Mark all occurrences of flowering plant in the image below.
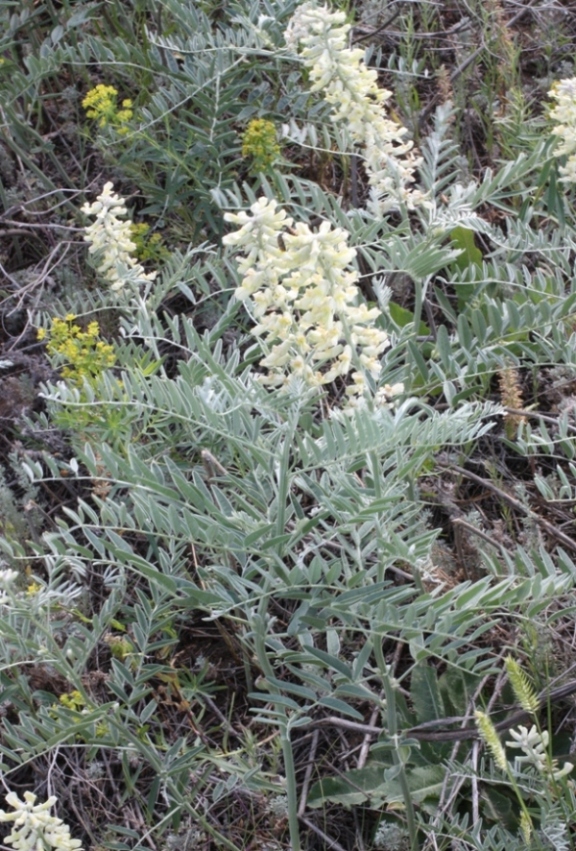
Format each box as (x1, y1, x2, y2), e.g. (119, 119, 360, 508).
(549, 77, 576, 184)
(0, 792, 82, 851)
(37, 315, 116, 386)
(223, 196, 398, 408)
(82, 84, 133, 133)
(82, 182, 157, 292)
(506, 724, 573, 780)
(241, 118, 281, 171)
(285, 2, 424, 214)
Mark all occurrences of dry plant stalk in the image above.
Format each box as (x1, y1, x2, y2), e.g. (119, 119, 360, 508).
(498, 366, 526, 438)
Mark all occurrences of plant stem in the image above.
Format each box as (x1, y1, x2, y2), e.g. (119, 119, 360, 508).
(374, 638, 419, 851)
(252, 624, 301, 851)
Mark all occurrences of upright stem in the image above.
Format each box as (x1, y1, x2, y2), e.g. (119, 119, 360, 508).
(368, 449, 383, 501)
(275, 416, 295, 544)
(252, 418, 301, 849)
(412, 274, 431, 339)
(253, 626, 301, 851)
(373, 639, 418, 851)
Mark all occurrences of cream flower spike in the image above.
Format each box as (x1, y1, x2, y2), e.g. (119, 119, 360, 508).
(506, 724, 574, 780)
(0, 791, 83, 851)
(82, 182, 157, 292)
(549, 77, 576, 185)
(224, 197, 393, 408)
(285, 3, 425, 214)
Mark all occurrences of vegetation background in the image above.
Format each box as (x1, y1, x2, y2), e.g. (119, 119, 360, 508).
(1, 0, 576, 849)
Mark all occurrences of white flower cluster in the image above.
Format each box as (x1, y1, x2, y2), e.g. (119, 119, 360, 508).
(0, 792, 82, 851)
(285, 2, 424, 215)
(373, 820, 410, 851)
(82, 182, 157, 292)
(506, 725, 573, 781)
(549, 77, 576, 185)
(0, 568, 19, 605)
(223, 197, 397, 407)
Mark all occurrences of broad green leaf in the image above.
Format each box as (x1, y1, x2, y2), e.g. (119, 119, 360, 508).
(451, 226, 483, 270)
(389, 302, 430, 335)
(410, 663, 445, 724)
(307, 765, 387, 808)
(481, 785, 517, 831)
(382, 764, 446, 810)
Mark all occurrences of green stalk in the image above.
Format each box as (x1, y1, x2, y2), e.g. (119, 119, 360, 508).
(280, 724, 301, 851)
(253, 625, 301, 851)
(253, 404, 301, 850)
(368, 450, 383, 501)
(275, 415, 295, 544)
(374, 639, 418, 851)
(411, 274, 430, 340)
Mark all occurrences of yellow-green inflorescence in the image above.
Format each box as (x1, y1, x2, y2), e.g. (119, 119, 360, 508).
(241, 118, 281, 171)
(82, 84, 133, 132)
(37, 315, 116, 386)
(504, 655, 539, 715)
(130, 222, 170, 264)
(475, 710, 508, 771)
(58, 690, 86, 712)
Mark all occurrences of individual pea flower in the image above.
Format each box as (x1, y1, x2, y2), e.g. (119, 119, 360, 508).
(549, 77, 576, 185)
(371, 382, 404, 409)
(82, 182, 157, 292)
(0, 791, 83, 850)
(285, 3, 424, 214)
(82, 84, 133, 132)
(506, 724, 574, 780)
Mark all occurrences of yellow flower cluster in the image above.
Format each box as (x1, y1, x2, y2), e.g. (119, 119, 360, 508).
(130, 222, 169, 263)
(241, 118, 281, 171)
(58, 690, 86, 711)
(38, 314, 116, 386)
(82, 84, 133, 131)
